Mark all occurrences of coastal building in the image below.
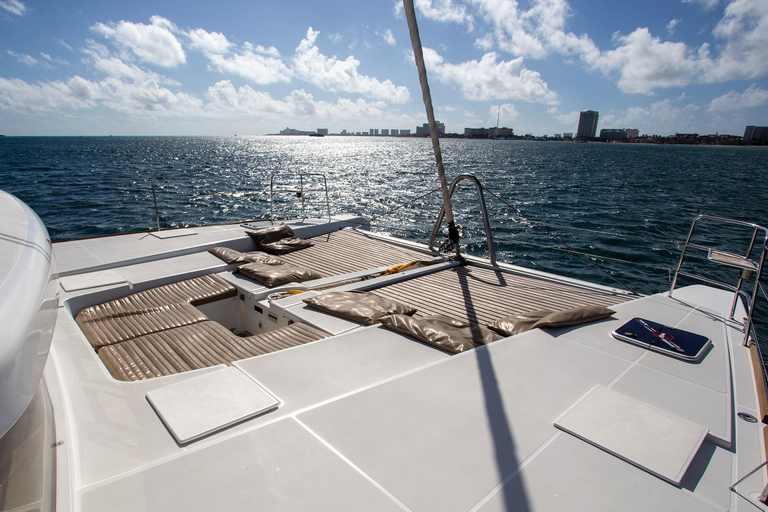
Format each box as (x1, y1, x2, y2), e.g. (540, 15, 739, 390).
(600, 129, 628, 140)
(464, 127, 490, 138)
(400, 129, 411, 136)
(625, 129, 639, 139)
(490, 127, 514, 139)
(391, 129, 399, 136)
(278, 127, 316, 136)
(576, 110, 599, 139)
(416, 121, 445, 136)
(744, 126, 768, 142)
(317, 128, 329, 136)
(563, 132, 573, 139)
(381, 129, 390, 136)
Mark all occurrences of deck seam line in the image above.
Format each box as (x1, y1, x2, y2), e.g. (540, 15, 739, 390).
(292, 417, 413, 511)
(467, 430, 563, 512)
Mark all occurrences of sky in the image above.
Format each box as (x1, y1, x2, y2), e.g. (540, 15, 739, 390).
(0, 0, 767, 137)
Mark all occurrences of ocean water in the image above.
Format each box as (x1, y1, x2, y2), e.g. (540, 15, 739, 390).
(2, 135, 767, 347)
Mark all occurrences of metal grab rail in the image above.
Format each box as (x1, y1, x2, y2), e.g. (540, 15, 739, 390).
(270, 173, 331, 222)
(428, 174, 496, 264)
(669, 214, 767, 346)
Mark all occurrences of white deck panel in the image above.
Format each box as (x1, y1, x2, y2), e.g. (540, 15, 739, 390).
(638, 308, 729, 394)
(611, 364, 730, 442)
(554, 386, 708, 485)
(476, 433, 723, 512)
(298, 330, 629, 512)
(79, 419, 403, 512)
(557, 294, 696, 361)
(146, 367, 279, 444)
(234, 325, 449, 416)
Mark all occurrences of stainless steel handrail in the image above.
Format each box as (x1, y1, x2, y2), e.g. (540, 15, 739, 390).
(270, 173, 331, 222)
(428, 174, 496, 264)
(669, 214, 767, 346)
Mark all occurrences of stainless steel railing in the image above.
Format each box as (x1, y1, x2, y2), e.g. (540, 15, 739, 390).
(428, 174, 496, 264)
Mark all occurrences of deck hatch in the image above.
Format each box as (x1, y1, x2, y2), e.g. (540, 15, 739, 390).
(146, 367, 279, 444)
(554, 385, 708, 485)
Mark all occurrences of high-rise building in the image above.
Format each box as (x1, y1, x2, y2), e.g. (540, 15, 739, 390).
(416, 121, 445, 135)
(381, 129, 390, 136)
(744, 126, 768, 142)
(576, 110, 599, 139)
(316, 128, 328, 135)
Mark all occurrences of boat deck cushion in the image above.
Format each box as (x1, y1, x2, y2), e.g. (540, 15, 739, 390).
(78, 302, 209, 349)
(488, 306, 616, 337)
(98, 320, 329, 381)
(246, 224, 313, 254)
(75, 274, 237, 348)
(302, 291, 417, 325)
(379, 314, 502, 354)
(236, 261, 322, 288)
(208, 247, 286, 265)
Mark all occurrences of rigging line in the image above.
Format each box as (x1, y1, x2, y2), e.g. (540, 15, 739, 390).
(482, 187, 639, 294)
(497, 236, 673, 271)
(528, 221, 684, 246)
(344, 187, 442, 231)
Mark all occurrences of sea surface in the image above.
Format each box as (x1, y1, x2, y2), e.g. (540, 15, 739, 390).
(2, 135, 767, 350)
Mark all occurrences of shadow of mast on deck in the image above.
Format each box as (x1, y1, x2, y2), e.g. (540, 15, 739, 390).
(458, 267, 531, 511)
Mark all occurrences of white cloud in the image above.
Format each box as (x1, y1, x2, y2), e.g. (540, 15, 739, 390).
(7, 50, 42, 67)
(667, 18, 681, 34)
(594, 28, 704, 94)
(186, 28, 232, 55)
(492, 102, 518, 124)
(204, 80, 387, 120)
(292, 27, 410, 103)
(0, 77, 99, 112)
(703, 0, 768, 82)
(422, 47, 558, 103)
(411, 0, 474, 30)
(708, 83, 768, 111)
(329, 33, 342, 44)
(207, 50, 292, 85)
(58, 39, 74, 52)
(602, 99, 700, 135)
(682, 0, 720, 10)
(91, 16, 186, 67)
(0, 0, 27, 16)
(377, 28, 396, 46)
(547, 106, 579, 126)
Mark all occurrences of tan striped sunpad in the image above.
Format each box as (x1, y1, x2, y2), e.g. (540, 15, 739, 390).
(275, 228, 435, 277)
(75, 274, 237, 348)
(371, 264, 632, 327)
(98, 321, 328, 381)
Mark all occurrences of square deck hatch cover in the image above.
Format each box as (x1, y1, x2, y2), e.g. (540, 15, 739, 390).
(554, 385, 708, 485)
(146, 367, 279, 444)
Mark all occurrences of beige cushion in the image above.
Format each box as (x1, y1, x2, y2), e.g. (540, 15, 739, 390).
(209, 247, 286, 265)
(488, 306, 616, 337)
(379, 314, 502, 354)
(532, 306, 615, 329)
(487, 310, 553, 337)
(303, 291, 416, 325)
(98, 321, 329, 381)
(236, 260, 322, 288)
(246, 224, 313, 254)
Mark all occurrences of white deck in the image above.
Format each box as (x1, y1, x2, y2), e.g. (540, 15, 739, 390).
(44, 221, 768, 512)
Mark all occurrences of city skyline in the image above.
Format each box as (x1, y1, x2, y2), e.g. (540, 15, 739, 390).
(1, 0, 767, 136)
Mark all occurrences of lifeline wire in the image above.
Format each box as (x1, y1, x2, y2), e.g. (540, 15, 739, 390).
(483, 186, 639, 294)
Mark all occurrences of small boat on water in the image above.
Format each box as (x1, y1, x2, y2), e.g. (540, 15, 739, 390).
(3, 3, 768, 511)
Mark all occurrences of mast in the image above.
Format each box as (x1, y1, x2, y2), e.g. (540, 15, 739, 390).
(402, 0, 461, 257)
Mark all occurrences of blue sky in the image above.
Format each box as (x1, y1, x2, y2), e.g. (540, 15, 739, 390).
(1, 0, 766, 136)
